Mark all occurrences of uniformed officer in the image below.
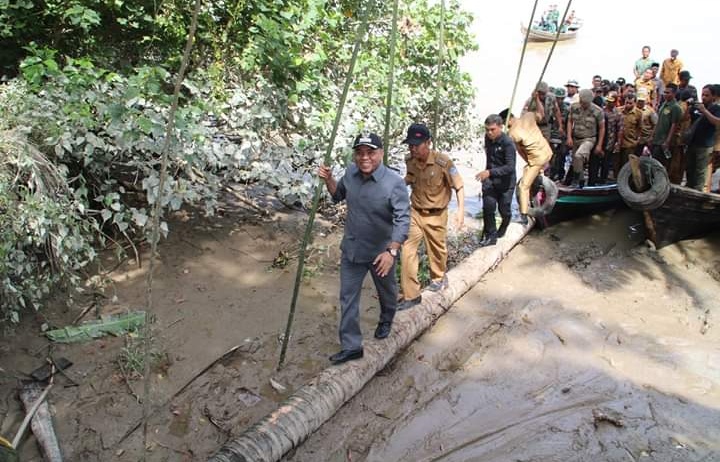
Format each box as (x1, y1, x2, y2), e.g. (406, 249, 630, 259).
(499, 91, 553, 224)
(475, 114, 516, 246)
(318, 132, 410, 364)
(566, 88, 605, 187)
(398, 123, 464, 311)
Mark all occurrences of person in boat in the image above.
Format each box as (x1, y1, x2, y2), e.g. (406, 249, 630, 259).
(566, 89, 605, 188)
(650, 83, 683, 173)
(672, 89, 694, 184)
(500, 93, 553, 225)
(650, 62, 664, 108)
(476, 114, 516, 246)
(633, 45, 653, 80)
(685, 85, 720, 191)
(617, 93, 643, 177)
(678, 70, 698, 101)
(523, 81, 563, 143)
(549, 86, 570, 181)
(398, 123, 464, 311)
(317, 132, 410, 364)
(636, 90, 657, 154)
(590, 92, 623, 185)
(635, 68, 657, 108)
(660, 49, 683, 87)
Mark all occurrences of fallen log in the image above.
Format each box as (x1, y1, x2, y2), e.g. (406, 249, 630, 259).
(19, 383, 63, 462)
(209, 220, 533, 462)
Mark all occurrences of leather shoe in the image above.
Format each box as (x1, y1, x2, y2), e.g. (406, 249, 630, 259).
(397, 296, 421, 311)
(374, 322, 392, 339)
(427, 275, 448, 292)
(479, 234, 497, 247)
(519, 214, 529, 225)
(329, 348, 364, 364)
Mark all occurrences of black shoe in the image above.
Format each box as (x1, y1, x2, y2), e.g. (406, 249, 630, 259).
(497, 219, 510, 238)
(520, 214, 529, 225)
(329, 348, 364, 364)
(397, 296, 421, 311)
(374, 322, 392, 339)
(479, 234, 497, 247)
(427, 275, 448, 292)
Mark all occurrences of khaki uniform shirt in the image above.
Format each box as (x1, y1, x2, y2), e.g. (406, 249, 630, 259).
(524, 93, 556, 140)
(677, 101, 692, 146)
(660, 58, 683, 86)
(635, 78, 657, 107)
(639, 106, 657, 145)
(621, 106, 643, 148)
(405, 150, 463, 210)
(509, 112, 553, 166)
(569, 103, 603, 140)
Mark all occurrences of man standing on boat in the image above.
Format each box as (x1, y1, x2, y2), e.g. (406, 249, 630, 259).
(317, 132, 410, 364)
(650, 83, 683, 172)
(567, 89, 605, 187)
(500, 91, 553, 225)
(685, 85, 720, 191)
(636, 91, 657, 154)
(678, 70, 698, 101)
(616, 93, 643, 177)
(633, 45, 653, 79)
(549, 86, 569, 181)
(589, 93, 622, 185)
(398, 123, 465, 311)
(476, 114, 516, 246)
(635, 69, 658, 108)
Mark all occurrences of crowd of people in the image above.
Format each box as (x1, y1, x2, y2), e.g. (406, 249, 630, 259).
(504, 46, 720, 193)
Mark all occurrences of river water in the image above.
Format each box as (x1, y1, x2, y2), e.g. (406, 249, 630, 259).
(459, 0, 719, 118)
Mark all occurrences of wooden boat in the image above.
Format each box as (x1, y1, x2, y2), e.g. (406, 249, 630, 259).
(617, 156, 720, 248)
(521, 23, 578, 42)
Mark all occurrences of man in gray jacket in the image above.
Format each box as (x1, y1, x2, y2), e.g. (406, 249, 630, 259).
(318, 132, 410, 364)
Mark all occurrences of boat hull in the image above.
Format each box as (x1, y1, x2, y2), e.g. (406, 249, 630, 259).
(544, 183, 624, 224)
(648, 185, 720, 248)
(521, 24, 578, 42)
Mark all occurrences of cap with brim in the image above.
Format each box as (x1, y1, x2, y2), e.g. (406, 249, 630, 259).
(566, 79, 580, 88)
(579, 89, 594, 103)
(679, 70, 692, 79)
(536, 81, 549, 93)
(616, 77, 626, 85)
(352, 132, 383, 150)
(606, 95, 617, 103)
(402, 123, 432, 145)
(554, 87, 567, 97)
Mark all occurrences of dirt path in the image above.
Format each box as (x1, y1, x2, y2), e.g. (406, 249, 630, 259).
(287, 209, 720, 462)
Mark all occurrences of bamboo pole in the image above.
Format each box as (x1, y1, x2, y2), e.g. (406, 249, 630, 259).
(277, 6, 370, 370)
(506, 0, 539, 127)
(209, 221, 534, 462)
(536, 0, 573, 86)
(382, 0, 400, 165)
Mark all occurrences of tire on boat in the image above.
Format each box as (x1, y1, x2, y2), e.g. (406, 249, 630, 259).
(617, 157, 670, 211)
(518, 175, 559, 218)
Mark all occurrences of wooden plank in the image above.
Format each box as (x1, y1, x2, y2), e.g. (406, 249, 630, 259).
(19, 383, 63, 462)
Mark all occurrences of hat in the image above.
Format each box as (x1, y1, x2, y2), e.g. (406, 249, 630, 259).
(615, 77, 626, 85)
(636, 92, 647, 102)
(679, 70, 692, 80)
(579, 89, 594, 103)
(352, 132, 383, 149)
(605, 92, 617, 103)
(401, 123, 432, 145)
(536, 81, 549, 93)
(566, 79, 580, 88)
(554, 86, 567, 98)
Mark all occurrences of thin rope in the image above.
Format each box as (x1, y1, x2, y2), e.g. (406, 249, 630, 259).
(432, 0, 446, 145)
(277, 5, 370, 370)
(506, 0, 539, 127)
(142, 0, 203, 458)
(537, 0, 573, 86)
(382, 0, 400, 164)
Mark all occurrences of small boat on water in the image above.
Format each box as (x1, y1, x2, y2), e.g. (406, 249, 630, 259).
(617, 156, 720, 248)
(521, 23, 578, 42)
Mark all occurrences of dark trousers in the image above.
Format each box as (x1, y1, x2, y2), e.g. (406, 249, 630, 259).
(338, 255, 397, 350)
(549, 141, 568, 180)
(651, 144, 671, 171)
(481, 181, 514, 237)
(588, 152, 610, 185)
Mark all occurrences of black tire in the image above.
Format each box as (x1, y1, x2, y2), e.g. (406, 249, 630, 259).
(516, 175, 559, 218)
(617, 157, 670, 211)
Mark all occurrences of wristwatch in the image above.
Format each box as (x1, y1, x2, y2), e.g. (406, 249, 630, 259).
(386, 247, 398, 257)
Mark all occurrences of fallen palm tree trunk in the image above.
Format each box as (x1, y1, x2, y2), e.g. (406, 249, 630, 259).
(19, 383, 62, 461)
(209, 221, 533, 462)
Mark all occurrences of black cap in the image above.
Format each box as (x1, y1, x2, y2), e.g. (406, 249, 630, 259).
(679, 70, 692, 80)
(615, 77, 626, 85)
(401, 123, 432, 145)
(352, 132, 383, 150)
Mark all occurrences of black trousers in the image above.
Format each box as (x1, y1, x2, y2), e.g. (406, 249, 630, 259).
(588, 152, 610, 185)
(549, 141, 568, 180)
(482, 181, 514, 237)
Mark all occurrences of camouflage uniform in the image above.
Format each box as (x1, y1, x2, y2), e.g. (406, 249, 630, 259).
(589, 107, 623, 185)
(569, 102, 604, 181)
(549, 92, 570, 180)
(526, 93, 557, 141)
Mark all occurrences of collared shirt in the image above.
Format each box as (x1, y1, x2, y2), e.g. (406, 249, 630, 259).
(603, 108, 623, 151)
(679, 83, 698, 101)
(660, 58, 683, 86)
(652, 100, 683, 145)
(569, 102, 603, 139)
(639, 106, 658, 144)
(635, 78, 657, 107)
(634, 57, 653, 77)
(405, 150, 463, 210)
(509, 112, 553, 165)
(690, 103, 720, 148)
(332, 163, 410, 262)
(621, 106, 643, 148)
(484, 133, 516, 189)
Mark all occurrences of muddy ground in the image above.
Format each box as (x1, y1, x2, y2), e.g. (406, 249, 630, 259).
(1, 191, 719, 461)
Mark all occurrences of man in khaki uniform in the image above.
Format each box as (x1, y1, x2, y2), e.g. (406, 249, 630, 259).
(398, 123, 464, 310)
(567, 88, 605, 187)
(616, 93, 642, 177)
(499, 90, 553, 224)
(637, 91, 657, 153)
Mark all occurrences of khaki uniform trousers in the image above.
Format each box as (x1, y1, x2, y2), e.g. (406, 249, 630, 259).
(400, 207, 448, 300)
(518, 152, 552, 215)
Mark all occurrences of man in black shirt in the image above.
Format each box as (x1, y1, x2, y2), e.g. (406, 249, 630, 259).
(475, 114, 517, 246)
(686, 85, 720, 190)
